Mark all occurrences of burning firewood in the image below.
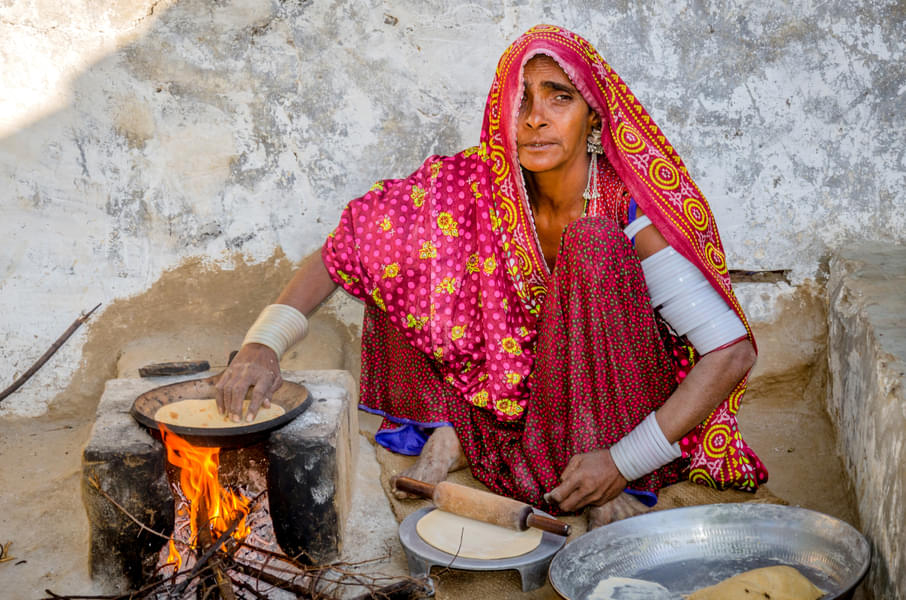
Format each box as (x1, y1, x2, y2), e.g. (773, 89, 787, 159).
(61, 430, 433, 599)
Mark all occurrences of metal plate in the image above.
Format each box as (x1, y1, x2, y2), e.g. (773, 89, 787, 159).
(131, 374, 312, 447)
(549, 503, 870, 600)
(399, 506, 567, 592)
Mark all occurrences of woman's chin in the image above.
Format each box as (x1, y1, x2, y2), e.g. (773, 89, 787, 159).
(518, 155, 559, 174)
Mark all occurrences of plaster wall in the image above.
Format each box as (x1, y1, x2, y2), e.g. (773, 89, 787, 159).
(826, 245, 906, 598)
(1, 0, 904, 417)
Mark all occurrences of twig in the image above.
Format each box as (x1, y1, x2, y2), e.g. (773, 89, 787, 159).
(349, 579, 433, 600)
(86, 473, 192, 550)
(227, 574, 270, 600)
(230, 561, 314, 597)
(195, 495, 236, 600)
(0, 540, 14, 563)
(41, 592, 121, 600)
(0, 303, 101, 403)
(169, 489, 264, 598)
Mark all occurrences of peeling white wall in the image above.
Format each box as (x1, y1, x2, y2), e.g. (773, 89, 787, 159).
(1, 0, 904, 416)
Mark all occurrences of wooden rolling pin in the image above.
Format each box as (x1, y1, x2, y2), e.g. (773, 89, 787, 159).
(394, 476, 571, 537)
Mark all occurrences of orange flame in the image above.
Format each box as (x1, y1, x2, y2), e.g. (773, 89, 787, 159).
(160, 425, 251, 545)
(164, 538, 182, 572)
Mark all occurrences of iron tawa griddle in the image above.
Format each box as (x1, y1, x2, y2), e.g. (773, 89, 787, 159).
(548, 503, 871, 600)
(399, 506, 567, 592)
(131, 374, 312, 447)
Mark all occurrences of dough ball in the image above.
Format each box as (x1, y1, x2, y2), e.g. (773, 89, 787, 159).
(687, 565, 823, 600)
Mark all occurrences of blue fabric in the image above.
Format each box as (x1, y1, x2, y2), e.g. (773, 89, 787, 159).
(359, 404, 453, 456)
(375, 424, 431, 456)
(625, 488, 658, 507)
(627, 197, 641, 246)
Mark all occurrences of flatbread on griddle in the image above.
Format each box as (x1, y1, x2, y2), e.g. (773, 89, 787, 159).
(154, 398, 284, 428)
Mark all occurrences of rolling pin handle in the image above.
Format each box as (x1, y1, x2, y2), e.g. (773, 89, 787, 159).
(525, 513, 571, 537)
(393, 476, 436, 499)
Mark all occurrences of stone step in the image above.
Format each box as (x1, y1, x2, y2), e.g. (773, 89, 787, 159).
(827, 244, 906, 600)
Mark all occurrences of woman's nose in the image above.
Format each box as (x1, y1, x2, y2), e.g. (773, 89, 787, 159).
(522, 98, 547, 129)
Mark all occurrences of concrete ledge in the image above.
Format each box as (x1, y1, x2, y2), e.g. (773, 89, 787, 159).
(827, 244, 906, 599)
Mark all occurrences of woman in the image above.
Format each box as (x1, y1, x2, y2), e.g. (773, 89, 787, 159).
(216, 25, 767, 527)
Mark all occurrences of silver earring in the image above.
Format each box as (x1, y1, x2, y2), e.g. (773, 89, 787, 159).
(582, 152, 600, 209)
(586, 127, 604, 155)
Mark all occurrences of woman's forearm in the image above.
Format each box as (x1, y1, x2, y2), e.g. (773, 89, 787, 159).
(655, 339, 756, 444)
(274, 247, 339, 316)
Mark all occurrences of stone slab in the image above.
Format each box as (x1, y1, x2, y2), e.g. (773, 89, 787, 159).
(827, 244, 906, 599)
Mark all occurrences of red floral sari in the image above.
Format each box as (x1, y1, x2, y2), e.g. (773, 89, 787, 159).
(322, 25, 767, 505)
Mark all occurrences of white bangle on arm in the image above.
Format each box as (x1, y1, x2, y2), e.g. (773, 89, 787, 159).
(609, 412, 682, 482)
(241, 304, 309, 359)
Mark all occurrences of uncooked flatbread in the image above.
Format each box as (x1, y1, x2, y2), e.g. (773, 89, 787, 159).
(415, 509, 543, 560)
(687, 565, 823, 600)
(587, 577, 679, 599)
(154, 398, 284, 428)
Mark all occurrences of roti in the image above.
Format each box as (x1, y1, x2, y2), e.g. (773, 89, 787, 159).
(587, 577, 677, 599)
(415, 509, 543, 560)
(687, 565, 823, 600)
(154, 398, 284, 428)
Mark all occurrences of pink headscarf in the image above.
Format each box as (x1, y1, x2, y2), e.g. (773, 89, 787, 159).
(324, 25, 763, 491)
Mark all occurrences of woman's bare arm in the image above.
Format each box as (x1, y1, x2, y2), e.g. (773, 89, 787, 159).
(632, 209, 756, 442)
(215, 249, 338, 421)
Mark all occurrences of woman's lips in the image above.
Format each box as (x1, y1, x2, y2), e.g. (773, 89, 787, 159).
(521, 141, 556, 150)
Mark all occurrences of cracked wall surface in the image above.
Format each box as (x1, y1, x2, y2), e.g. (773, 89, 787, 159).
(1, 0, 904, 416)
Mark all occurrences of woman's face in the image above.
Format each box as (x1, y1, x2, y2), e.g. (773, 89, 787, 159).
(516, 55, 599, 175)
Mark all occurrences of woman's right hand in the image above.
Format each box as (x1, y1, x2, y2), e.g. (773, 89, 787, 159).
(214, 343, 284, 422)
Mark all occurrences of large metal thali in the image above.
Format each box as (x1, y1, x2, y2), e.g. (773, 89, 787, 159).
(549, 503, 870, 599)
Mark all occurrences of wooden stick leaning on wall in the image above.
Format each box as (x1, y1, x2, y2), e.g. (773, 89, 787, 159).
(0, 302, 101, 403)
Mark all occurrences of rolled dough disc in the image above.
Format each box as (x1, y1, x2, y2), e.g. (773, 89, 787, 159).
(415, 509, 543, 560)
(588, 577, 678, 599)
(687, 565, 823, 600)
(154, 398, 284, 428)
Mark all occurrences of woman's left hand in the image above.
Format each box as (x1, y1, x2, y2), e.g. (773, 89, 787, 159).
(546, 449, 627, 512)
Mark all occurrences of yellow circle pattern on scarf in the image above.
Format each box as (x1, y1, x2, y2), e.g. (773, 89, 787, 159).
(683, 197, 710, 231)
(689, 468, 717, 488)
(727, 386, 744, 413)
(703, 423, 733, 456)
(648, 157, 680, 190)
(616, 122, 646, 154)
(705, 242, 728, 274)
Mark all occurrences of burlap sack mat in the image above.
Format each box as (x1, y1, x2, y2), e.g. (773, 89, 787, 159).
(370, 436, 787, 599)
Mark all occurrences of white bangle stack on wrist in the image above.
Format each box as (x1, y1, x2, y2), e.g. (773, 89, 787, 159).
(609, 412, 682, 482)
(242, 304, 309, 359)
